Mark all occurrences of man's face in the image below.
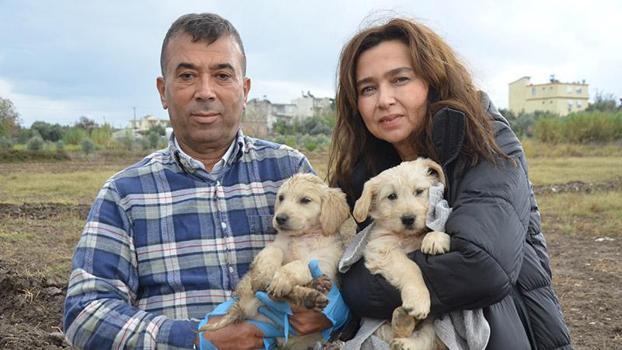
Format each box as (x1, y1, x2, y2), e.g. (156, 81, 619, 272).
(157, 33, 250, 153)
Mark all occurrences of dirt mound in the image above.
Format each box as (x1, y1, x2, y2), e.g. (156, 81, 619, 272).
(0, 203, 90, 220)
(0, 260, 69, 349)
(534, 178, 622, 194)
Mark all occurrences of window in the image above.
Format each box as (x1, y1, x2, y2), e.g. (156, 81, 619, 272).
(576, 87, 582, 94)
(532, 87, 536, 96)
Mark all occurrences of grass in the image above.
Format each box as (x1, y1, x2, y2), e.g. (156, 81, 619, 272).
(539, 190, 622, 237)
(527, 157, 622, 185)
(0, 170, 117, 204)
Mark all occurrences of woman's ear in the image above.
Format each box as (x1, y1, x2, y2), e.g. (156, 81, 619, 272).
(320, 187, 350, 235)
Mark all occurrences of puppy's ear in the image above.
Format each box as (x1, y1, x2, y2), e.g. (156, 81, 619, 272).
(353, 178, 378, 223)
(320, 187, 350, 235)
(422, 159, 446, 186)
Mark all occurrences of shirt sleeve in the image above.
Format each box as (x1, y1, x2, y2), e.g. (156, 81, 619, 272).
(63, 180, 198, 349)
(340, 155, 530, 318)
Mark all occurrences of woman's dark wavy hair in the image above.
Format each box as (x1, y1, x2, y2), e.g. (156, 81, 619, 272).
(328, 17, 504, 192)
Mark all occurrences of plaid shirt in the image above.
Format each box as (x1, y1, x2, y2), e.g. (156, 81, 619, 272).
(64, 131, 313, 349)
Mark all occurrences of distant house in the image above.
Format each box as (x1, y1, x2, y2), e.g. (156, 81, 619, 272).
(509, 76, 589, 116)
(242, 92, 335, 137)
(129, 115, 170, 133)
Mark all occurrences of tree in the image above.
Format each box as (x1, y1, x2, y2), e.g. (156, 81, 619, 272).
(0, 97, 20, 138)
(75, 116, 98, 134)
(31, 121, 65, 142)
(586, 92, 618, 112)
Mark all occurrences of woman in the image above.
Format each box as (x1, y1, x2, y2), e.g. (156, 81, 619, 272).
(328, 18, 572, 349)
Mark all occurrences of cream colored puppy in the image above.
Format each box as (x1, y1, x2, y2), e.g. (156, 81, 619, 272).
(201, 173, 350, 349)
(353, 158, 450, 350)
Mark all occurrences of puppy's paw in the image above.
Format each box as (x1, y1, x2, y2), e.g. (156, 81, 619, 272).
(310, 274, 332, 294)
(250, 271, 273, 292)
(401, 292, 430, 320)
(267, 271, 293, 298)
(421, 231, 450, 255)
(390, 338, 411, 350)
(303, 289, 329, 311)
(391, 306, 416, 338)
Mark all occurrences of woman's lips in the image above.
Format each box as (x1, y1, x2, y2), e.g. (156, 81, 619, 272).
(379, 114, 403, 128)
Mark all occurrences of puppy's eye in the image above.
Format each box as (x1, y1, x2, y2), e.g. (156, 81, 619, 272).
(278, 194, 284, 201)
(387, 193, 397, 201)
(300, 197, 311, 204)
(415, 189, 424, 196)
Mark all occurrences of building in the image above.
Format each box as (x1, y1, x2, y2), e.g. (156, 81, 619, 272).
(509, 76, 589, 116)
(242, 92, 335, 137)
(129, 115, 170, 132)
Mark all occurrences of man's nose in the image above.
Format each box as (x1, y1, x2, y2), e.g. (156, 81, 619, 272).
(194, 76, 216, 101)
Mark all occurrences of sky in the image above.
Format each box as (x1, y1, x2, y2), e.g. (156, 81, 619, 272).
(1, 0, 620, 128)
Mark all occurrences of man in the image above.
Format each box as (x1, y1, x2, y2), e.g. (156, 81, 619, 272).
(64, 13, 334, 349)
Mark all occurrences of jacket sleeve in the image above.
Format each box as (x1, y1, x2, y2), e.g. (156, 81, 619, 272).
(341, 152, 531, 319)
(63, 181, 198, 349)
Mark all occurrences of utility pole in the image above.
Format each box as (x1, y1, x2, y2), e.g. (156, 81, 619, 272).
(132, 106, 137, 130)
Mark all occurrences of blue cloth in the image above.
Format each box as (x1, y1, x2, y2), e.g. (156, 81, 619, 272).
(256, 260, 351, 341)
(63, 130, 314, 349)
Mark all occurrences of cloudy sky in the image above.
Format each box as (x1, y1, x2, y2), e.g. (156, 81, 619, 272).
(1, 0, 620, 127)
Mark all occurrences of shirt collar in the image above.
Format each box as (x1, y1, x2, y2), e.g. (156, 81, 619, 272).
(169, 130, 246, 173)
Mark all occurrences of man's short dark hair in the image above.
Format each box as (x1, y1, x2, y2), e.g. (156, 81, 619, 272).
(160, 13, 246, 76)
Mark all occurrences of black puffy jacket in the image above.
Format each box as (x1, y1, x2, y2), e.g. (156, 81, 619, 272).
(340, 93, 572, 349)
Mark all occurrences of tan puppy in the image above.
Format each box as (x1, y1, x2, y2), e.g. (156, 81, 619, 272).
(200, 173, 350, 349)
(353, 158, 450, 350)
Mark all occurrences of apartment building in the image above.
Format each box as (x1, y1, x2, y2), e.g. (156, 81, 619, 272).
(509, 76, 589, 116)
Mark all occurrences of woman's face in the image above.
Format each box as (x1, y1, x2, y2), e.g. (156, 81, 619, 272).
(355, 40, 429, 159)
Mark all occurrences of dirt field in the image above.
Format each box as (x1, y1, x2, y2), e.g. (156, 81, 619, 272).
(0, 159, 621, 349)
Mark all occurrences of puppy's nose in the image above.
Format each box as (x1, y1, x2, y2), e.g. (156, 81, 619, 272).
(275, 214, 289, 225)
(401, 215, 415, 227)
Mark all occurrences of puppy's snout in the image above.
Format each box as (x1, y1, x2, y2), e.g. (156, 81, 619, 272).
(275, 214, 289, 226)
(401, 215, 416, 228)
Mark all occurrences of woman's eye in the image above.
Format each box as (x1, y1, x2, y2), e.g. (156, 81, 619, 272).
(387, 193, 397, 200)
(394, 76, 410, 84)
(300, 197, 311, 204)
(360, 86, 375, 96)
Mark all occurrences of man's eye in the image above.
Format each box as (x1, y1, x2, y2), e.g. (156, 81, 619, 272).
(387, 193, 397, 200)
(179, 73, 194, 80)
(215, 73, 232, 81)
(300, 197, 311, 204)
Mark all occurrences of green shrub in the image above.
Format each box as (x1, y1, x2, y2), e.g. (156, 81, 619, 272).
(0, 136, 13, 150)
(26, 135, 45, 151)
(63, 127, 87, 145)
(81, 138, 95, 155)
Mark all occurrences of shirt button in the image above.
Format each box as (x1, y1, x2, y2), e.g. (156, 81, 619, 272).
(221, 222, 227, 229)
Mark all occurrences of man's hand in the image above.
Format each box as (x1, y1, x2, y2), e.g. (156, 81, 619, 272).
(200, 318, 264, 350)
(289, 305, 332, 335)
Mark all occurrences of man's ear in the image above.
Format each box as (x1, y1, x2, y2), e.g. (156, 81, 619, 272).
(156, 77, 168, 109)
(242, 77, 251, 104)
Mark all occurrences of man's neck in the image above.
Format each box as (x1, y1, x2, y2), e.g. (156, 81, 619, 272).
(177, 138, 233, 172)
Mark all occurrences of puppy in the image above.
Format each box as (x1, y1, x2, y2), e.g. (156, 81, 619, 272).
(353, 158, 450, 350)
(200, 173, 351, 349)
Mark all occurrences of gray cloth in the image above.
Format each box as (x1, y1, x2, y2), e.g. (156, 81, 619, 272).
(340, 183, 489, 350)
